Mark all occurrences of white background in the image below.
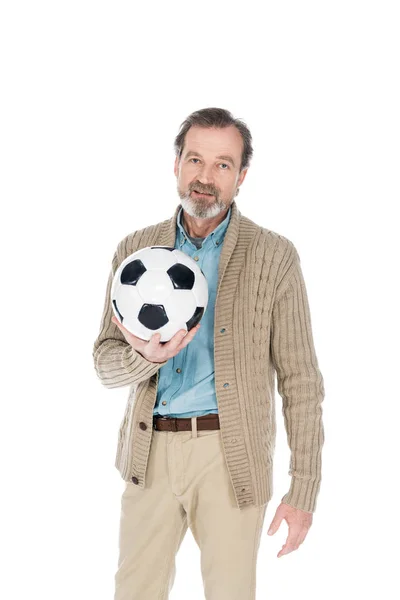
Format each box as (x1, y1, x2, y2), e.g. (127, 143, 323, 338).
(1, 1, 399, 598)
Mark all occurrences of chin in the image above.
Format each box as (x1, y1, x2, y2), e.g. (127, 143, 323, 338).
(180, 194, 227, 219)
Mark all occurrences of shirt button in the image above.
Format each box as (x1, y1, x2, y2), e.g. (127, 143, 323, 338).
(139, 422, 147, 430)
(162, 401, 167, 406)
(131, 476, 139, 484)
(194, 256, 199, 261)
(176, 368, 181, 373)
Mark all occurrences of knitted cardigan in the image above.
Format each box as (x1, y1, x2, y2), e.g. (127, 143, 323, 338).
(92, 200, 325, 512)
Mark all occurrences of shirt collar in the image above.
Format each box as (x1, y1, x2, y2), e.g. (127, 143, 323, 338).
(176, 204, 232, 249)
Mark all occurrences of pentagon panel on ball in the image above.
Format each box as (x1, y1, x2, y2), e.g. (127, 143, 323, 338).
(110, 245, 209, 342)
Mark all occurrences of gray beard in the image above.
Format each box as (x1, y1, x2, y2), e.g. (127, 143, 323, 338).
(178, 191, 230, 219)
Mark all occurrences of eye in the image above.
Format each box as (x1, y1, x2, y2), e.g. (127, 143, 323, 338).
(190, 158, 200, 164)
(220, 163, 229, 170)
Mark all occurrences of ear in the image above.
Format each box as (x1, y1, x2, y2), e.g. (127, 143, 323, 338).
(238, 167, 249, 187)
(174, 156, 180, 177)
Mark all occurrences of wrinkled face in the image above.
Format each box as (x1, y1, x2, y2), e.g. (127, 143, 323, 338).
(174, 125, 248, 219)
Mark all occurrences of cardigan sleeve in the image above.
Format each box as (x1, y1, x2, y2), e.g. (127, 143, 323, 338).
(270, 249, 325, 513)
(92, 249, 168, 389)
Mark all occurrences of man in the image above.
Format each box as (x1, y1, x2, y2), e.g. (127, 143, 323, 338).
(92, 107, 325, 600)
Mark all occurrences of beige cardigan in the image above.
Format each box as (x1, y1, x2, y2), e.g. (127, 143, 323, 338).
(92, 200, 325, 512)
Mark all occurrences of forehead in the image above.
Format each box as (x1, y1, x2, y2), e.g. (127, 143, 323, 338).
(183, 125, 243, 161)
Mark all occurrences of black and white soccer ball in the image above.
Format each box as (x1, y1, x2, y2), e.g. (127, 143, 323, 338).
(110, 246, 209, 342)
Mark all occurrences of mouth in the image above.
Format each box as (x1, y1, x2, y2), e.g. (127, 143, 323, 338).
(192, 190, 214, 197)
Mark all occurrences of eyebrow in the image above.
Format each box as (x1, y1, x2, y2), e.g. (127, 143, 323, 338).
(184, 150, 236, 168)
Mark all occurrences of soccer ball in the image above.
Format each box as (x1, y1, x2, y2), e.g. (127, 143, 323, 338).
(110, 246, 209, 342)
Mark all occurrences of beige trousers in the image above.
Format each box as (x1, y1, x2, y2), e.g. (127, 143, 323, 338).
(114, 416, 267, 600)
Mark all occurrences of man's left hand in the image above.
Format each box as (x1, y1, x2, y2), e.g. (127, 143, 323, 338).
(267, 502, 313, 557)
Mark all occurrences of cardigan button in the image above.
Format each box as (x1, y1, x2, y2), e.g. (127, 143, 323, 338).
(223, 383, 229, 388)
(220, 328, 226, 333)
(139, 422, 147, 430)
(131, 476, 139, 484)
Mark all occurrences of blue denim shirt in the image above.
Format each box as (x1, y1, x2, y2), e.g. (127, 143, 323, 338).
(153, 204, 232, 417)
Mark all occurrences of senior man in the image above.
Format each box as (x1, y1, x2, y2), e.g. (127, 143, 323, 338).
(93, 106, 325, 600)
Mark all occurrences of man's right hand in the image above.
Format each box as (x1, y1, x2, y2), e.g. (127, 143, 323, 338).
(111, 316, 201, 363)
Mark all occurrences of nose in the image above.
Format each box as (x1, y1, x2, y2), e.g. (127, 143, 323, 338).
(196, 162, 214, 185)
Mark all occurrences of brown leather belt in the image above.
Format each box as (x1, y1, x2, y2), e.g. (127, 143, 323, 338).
(153, 413, 220, 432)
